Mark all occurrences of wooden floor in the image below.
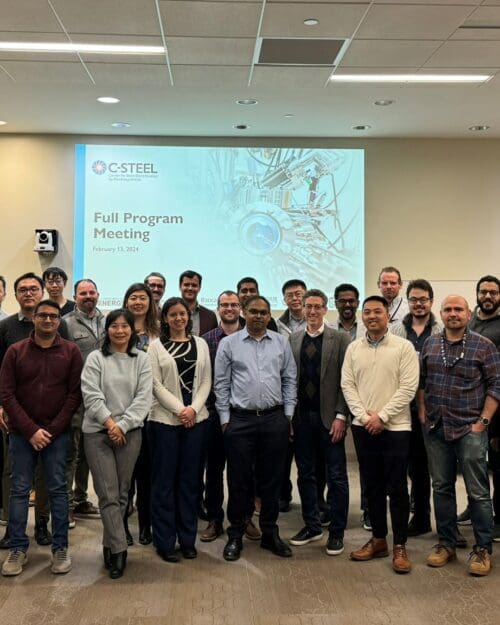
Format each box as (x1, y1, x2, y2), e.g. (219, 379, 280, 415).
(0, 463, 498, 625)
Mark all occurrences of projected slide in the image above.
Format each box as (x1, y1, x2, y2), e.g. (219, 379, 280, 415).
(74, 145, 364, 309)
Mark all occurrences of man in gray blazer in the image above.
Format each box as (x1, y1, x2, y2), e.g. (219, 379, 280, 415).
(289, 289, 351, 556)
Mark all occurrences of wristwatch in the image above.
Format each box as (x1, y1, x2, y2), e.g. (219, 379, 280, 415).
(478, 416, 490, 427)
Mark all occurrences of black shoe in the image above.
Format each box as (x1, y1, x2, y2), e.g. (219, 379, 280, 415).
(0, 529, 11, 550)
(34, 519, 52, 546)
(197, 502, 209, 522)
(103, 546, 112, 570)
(455, 527, 468, 549)
(181, 545, 197, 559)
(289, 526, 323, 546)
(157, 549, 179, 563)
(125, 528, 134, 546)
(407, 516, 432, 537)
(319, 511, 331, 528)
(109, 550, 127, 579)
(279, 499, 292, 513)
(223, 538, 243, 561)
(362, 511, 372, 532)
(261, 533, 293, 558)
(139, 527, 152, 545)
(326, 535, 344, 556)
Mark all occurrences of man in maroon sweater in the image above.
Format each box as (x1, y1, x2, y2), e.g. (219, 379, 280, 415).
(0, 300, 83, 576)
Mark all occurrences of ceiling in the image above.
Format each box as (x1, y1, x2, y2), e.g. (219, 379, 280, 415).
(2, 0, 500, 138)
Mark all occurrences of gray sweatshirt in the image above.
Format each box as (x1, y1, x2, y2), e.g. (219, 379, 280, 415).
(81, 349, 153, 434)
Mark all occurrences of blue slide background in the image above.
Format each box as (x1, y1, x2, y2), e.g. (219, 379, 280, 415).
(74, 145, 364, 309)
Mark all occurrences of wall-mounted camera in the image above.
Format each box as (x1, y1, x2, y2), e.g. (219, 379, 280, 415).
(34, 229, 58, 254)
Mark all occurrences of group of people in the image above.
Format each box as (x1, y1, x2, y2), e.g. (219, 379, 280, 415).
(0, 265, 498, 581)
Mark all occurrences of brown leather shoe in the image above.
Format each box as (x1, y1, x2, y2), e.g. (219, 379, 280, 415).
(350, 537, 389, 561)
(244, 518, 262, 541)
(200, 521, 223, 542)
(393, 544, 411, 573)
(426, 544, 456, 567)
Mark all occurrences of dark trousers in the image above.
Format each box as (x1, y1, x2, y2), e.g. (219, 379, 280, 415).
(408, 409, 431, 523)
(134, 427, 152, 532)
(352, 425, 410, 545)
(149, 420, 207, 554)
(294, 411, 349, 537)
(225, 407, 289, 540)
(280, 440, 294, 504)
(204, 412, 226, 523)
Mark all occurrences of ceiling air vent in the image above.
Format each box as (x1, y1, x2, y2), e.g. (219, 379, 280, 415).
(256, 38, 347, 66)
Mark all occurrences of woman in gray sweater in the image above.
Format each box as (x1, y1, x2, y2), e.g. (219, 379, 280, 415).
(81, 309, 152, 579)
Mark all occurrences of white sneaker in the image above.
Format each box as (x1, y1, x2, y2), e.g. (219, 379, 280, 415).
(51, 548, 72, 574)
(2, 550, 28, 576)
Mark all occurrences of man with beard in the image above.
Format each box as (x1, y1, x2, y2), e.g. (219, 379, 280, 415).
(144, 272, 166, 318)
(63, 279, 106, 525)
(178, 270, 217, 337)
(377, 266, 409, 325)
(456, 275, 500, 537)
(236, 277, 278, 332)
(334, 283, 364, 340)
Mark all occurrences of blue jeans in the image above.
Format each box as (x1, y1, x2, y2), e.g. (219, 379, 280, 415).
(9, 432, 69, 552)
(424, 426, 493, 551)
(294, 411, 349, 537)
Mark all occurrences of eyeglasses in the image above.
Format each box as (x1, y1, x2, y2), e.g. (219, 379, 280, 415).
(408, 297, 431, 304)
(17, 286, 41, 294)
(304, 304, 325, 311)
(478, 289, 499, 297)
(34, 312, 60, 320)
(336, 298, 358, 306)
(45, 278, 64, 285)
(219, 303, 240, 309)
(284, 291, 305, 300)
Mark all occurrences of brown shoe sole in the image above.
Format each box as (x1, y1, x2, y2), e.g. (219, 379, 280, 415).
(393, 561, 412, 574)
(350, 549, 389, 561)
(427, 552, 456, 568)
(200, 532, 222, 543)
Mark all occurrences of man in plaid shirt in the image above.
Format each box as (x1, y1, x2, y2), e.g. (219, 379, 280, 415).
(418, 294, 500, 576)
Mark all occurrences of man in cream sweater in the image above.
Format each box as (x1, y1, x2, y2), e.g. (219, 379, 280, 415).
(341, 295, 419, 574)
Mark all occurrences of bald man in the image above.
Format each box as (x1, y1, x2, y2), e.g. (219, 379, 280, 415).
(418, 295, 500, 577)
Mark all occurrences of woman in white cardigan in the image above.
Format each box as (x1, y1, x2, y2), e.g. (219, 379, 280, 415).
(148, 297, 211, 562)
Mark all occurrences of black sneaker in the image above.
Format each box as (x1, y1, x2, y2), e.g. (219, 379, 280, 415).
(34, 520, 52, 546)
(289, 527, 323, 546)
(319, 511, 331, 527)
(457, 507, 471, 526)
(362, 511, 372, 531)
(326, 535, 344, 556)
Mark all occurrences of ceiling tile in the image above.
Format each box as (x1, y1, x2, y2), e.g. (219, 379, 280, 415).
(251, 65, 332, 89)
(0, 1, 61, 31)
(356, 5, 474, 39)
(261, 3, 369, 38)
(424, 40, 500, 67)
(167, 37, 254, 64)
(341, 40, 441, 68)
(171, 65, 249, 88)
(87, 62, 172, 87)
(0, 60, 92, 84)
(51, 0, 160, 36)
(159, 1, 261, 37)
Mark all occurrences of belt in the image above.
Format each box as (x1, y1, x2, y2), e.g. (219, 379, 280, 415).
(230, 405, 283, 417)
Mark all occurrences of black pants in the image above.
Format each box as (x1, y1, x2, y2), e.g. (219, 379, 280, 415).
(204, 412, 227, 523)
(352, 425, 410, 545)
(225, 407, 289, 539)
(408, 408, 431, 523)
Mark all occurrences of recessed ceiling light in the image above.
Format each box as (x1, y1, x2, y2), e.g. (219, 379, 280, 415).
(233, 124, 250, 130)
(111, 122, 131, 128)
(352, 125, 371, 131)
(0, 42, 164, 55)
(0, 120, 7, 126)
(468, 125, 490, 131)
(374, 99, 394, 106)
(97, 96, 120, 104)
(330, 74, 490, 83)
(304, 18, 319, 26)
(284, 113, 295, 118)
(236, 98, 258, 106)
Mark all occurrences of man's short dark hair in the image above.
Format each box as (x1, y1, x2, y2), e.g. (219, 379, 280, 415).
(145, 272, 166, 287)
(14, 272, 43, 292)
(362, 295, 389, 311)
(303, 289, 328, 307)
(406, 279, 434, 300)
(243, 295, 270, 312)
(281, 279, 307, 295)
(334, 283, 359, 301)
(217, 290, 240, 307)
(0, 275, 5, 291)
(476, 275, 500, 293)
(74, 278, 98, 295)
(378, 266, 402, 284)
(34, 299, 61, 314)
(237, 277, 259, 293)
(179, 270, 202, 286)
(42, 266, 68, 284)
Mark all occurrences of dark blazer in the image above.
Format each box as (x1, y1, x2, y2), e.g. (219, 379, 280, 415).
(198, 305, 218, 336)
(289, 325, 350, 430)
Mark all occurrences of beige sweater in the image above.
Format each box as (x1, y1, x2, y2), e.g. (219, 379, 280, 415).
(148, 336, 211, 426)
(341, 332, 419, 431)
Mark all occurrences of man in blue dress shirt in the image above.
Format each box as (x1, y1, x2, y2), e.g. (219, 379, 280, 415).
(215, 295, 297, 561)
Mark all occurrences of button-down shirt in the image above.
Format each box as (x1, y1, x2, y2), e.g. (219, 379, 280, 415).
(214, 328, 297, 425)
(420, 331, 500, 441)
(388, 296, 409, 325)
(337, 319, 363, 341)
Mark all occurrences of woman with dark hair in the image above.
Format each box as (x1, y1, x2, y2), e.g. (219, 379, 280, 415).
(148, 297, 211, 562)
(81, 309, 152, 579)
(122, 283, 159, 545)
